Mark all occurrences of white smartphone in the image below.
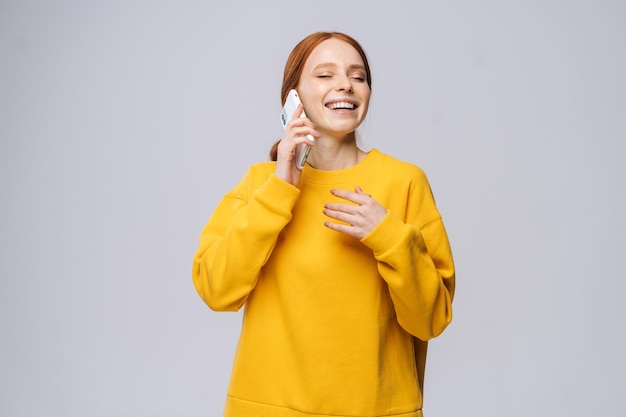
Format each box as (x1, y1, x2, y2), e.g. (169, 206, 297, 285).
(280, 89, 313, 170)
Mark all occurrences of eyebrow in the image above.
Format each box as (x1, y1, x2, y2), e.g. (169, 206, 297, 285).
(312, 63, 366, 72)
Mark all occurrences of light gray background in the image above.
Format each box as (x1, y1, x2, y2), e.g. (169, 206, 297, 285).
(1, 1, 625, 416)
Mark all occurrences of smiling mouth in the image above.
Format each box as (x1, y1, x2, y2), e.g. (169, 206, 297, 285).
(326, 101, 357, 110)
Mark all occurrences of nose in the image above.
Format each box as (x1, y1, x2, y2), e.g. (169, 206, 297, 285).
(335, 74, 353, 93)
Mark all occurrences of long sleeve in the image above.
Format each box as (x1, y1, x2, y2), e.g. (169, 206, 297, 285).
(192, 167, 300, 311)
(195, 150, 455, 417)
(361, 169, 455, 341)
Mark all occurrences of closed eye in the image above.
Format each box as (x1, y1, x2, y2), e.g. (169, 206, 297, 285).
(350, 72, 367, 82)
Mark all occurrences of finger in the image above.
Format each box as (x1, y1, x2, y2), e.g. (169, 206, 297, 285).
(324, 220, 350, 233)
(355, 186, 372, 197)
(323, 220, 365, 239)
(287, 105, 310, 126)
(291, 103, 305, 121)
(286, 121, 319, 142)
(296, 124, 319, 143)
(280, 122, 318, 150)
(330, 188, 358, 202)
(324, 202, 358, 214)
(290, 126, 318, 142)
(323, 206, 355, 223)
(331, 188, 369, 206)
(287, 119, 316, 133)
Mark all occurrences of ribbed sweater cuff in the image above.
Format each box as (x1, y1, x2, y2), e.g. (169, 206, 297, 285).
(361, 211, 416, 256)
(255, 174, 301, 211)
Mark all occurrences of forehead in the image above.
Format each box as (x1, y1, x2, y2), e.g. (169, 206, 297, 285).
(304, 38, 364, 68)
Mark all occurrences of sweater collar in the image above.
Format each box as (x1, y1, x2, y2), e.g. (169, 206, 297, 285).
(301, 149, 380, 185)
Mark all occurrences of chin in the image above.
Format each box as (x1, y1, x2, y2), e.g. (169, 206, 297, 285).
(327, 120, 362, 133)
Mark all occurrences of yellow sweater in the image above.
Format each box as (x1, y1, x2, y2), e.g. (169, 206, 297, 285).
(193, 149, 455, 417)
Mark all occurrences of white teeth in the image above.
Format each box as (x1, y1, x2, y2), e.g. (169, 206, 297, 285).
(328, 101, 355, 110)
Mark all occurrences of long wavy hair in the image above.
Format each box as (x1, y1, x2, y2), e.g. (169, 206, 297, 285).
(269, 32, 372, 161)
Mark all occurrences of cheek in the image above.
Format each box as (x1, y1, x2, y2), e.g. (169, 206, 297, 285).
(295, 84, 313, 105)
(301, 84, 322, 100)
(298, 95, 314, 115)
(358, 90, 371, 111)
(361, 86, 371, 101)
(298, 87, 324, 113)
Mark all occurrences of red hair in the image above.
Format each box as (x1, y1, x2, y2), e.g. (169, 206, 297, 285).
(269, 32, 372, 161)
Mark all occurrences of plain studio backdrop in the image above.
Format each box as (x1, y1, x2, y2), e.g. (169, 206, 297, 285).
(1, 1, 625, 416)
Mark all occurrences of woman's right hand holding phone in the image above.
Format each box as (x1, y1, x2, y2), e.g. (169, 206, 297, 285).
(275, 104, 318, 186)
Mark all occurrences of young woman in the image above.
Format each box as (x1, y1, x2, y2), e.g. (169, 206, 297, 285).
(193, 31, 455, 417)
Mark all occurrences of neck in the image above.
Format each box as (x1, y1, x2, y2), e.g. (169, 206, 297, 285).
(306, 133, 364, 170)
